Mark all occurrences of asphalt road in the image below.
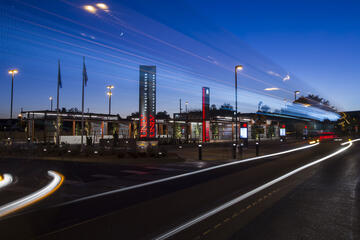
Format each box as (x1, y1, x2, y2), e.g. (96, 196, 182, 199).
(0, 140, 356, 239)
(231, 141, 360, 240)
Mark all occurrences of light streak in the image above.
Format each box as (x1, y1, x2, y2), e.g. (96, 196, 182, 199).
(0, 171, 64, 218)
(63, 143, 318, 205)
(154, 141, 353, 240)
(0, 174, 13, 189)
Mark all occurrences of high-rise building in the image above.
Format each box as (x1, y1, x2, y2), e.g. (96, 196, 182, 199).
(139, 65, 156, 139)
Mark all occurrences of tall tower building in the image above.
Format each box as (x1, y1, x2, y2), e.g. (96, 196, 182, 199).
(139, 65, 156, 139)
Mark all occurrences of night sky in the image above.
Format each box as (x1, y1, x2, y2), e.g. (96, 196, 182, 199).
(1, 0, 359, 119)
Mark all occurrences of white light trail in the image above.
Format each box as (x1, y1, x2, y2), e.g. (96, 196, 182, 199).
(154, 141, 354, 240)
(66, 143, 318, 204)
(0, 171, 64, 218)
(0, 174, 13, 189)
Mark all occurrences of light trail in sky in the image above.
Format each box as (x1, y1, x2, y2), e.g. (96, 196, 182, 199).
(1, 1, 340, 120)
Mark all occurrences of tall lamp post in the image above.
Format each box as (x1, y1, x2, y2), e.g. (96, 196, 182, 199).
(106, 85, 114, 115)
(294, 90, 300, 101)
(235, 65, 243, 146)
(8, 69, 18, 119)
(49, 96, 53, 111)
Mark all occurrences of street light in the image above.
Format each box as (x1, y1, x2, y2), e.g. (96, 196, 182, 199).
(83, 5, 97, 13)
(235, 65, 243, 145)
(49, 96, 53, 111)
(96, 3, 109, 11)
(8, 69, 18, 119)
(294, 90, 300, 101)
(106, 85, 114, 115)
(185, 101, 188, 113)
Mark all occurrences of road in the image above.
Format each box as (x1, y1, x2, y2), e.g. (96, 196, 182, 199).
(0, 140, 357, 239)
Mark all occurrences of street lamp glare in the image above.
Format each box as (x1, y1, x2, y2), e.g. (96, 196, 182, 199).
(107, 85, 114, 89)
(107, 92, 112, 96)
(96, 3, 108, 10)
(235, 65, 243, 71)
(49, 96, 53, 100)
(295, 91, 300, 94)
(84, 5, 97, 13)
(8, 69, 18, 75)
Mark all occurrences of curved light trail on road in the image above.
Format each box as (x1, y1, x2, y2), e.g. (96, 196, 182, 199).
(0, 171, 64, 218)
(154, 140, 355, 240)
(66, 142, 319, 205)
(0, 174, 13, 189)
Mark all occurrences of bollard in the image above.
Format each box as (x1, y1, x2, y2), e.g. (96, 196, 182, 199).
(256, 142, 259, 156)
(232, 143, 236, 159)
(198, 144, 202, 160)
(240, 143, 244, 159)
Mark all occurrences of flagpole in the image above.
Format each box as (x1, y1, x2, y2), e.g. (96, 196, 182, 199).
(56, 60, 60, 145)
(81, 57, 85, 149)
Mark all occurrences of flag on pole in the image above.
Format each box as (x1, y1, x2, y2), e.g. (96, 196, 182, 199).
(58, 60, 62, 88)
(83, 57, 88, 86)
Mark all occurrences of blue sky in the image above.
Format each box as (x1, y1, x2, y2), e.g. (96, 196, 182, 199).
(0, 0, 359, 119)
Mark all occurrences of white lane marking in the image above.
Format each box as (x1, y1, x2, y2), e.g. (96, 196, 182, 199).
(154, 142, 353, 240)
(0, 170, 64, 218)
(65, 143, 319, 205)
(0, 174, 13, 189)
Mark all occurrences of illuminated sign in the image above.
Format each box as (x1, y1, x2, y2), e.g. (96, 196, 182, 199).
(139, 65, 156, 139)
(280, 124, 286, 137)
(240, 122, 248, 139)
(202, 87, 210, 142)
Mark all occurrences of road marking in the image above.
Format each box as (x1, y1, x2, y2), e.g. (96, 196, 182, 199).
(65, 143, 319, 205)
(0, 170, 64, 218)
(153, 142, 353, 240)
(202, 229, 211, 235)
(0, 174, 13, 189)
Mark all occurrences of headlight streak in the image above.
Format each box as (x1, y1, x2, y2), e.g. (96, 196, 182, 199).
(63, 143, 318, 205)
(341, 138, 360, 145)
(0, 174, 13, 189)
(0, 171, 64, 218)
(154, 141, 354, 240)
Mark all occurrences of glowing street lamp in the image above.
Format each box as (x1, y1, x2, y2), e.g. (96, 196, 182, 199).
(96, 3, 109, 11)
(106, 85, 114, 115)
(83, 5, 97, 13)
(235, 65, 243, 145)
(49, 96, 53, 111)
(294, 90, 300, 101)
(8, 69, 18, 119)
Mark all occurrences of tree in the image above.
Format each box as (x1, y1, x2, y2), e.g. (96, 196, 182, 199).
(68, 107, 80, 113)
(210, 104, 217, 111)
(126, 112, 139, 119)
(260, 105, 271, 113)
(156, 111, 170, 119)
(294, 94, 335, 112)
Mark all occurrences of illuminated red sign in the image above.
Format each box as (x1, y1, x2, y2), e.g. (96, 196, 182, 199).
(140, 115, 147, 138)
(202, 87, 210, 142)
(149, 114, 155, 138)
